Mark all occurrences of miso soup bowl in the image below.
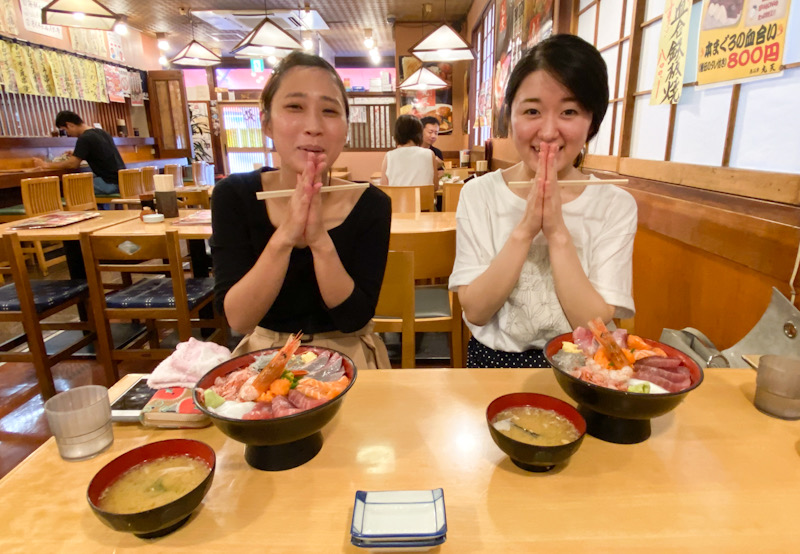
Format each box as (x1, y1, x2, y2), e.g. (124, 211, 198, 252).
(486, 393, 586, 473)
(87, 439, 215, 539)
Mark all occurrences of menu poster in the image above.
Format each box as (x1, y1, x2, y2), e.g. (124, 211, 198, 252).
(107, 31, 125, 62)
(0, 0, 18, 35)
(31, 47, 55, 96)
(651, 0, 692, 104)
(69, 28, 108, 58)
(95, 61, 108, 103)
(398, 56, 455, 135)
(129, 70, 143, 106)
(44, 50, 67, 98)
(697, 0, 792, 85)
(9, 42, 37, 95)
(63, 54, 80, 99)
(20, 0, 62, 39)
(104, 64, 124, 102)
(0, 40, 18, 93)
(119, 67, 130, 97)
(83, 58, 100, 102)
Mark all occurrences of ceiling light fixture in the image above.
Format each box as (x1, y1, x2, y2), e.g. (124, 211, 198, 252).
(398, 67, 447, 91)
(302, 31, 313, 51)
(113, 16, 128, 35)
(170, 9, 221, 66)
(156, 32, 170, 51)
(369, 47, 381, 65)
(231, 0, 301, 58)
(410, 1, 474, 62)
(363, 29, 374, 50)
(41, 0, 119, 31)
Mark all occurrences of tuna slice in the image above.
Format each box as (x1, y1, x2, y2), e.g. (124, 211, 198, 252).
(634, 366, 692, 392)
(288, 389, 327, 411)
(272, 395, 303, 418)
(572, 327, 597, 355)
(635, 356, 683, 369)
(242, 402, 274, 420)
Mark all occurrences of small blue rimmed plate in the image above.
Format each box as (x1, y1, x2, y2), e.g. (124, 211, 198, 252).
(351, 489, 447, 542)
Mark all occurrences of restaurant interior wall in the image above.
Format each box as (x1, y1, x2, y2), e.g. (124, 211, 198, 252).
(464, 0, 800, 350)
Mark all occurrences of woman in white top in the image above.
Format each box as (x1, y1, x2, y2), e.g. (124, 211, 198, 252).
(448, 34, 637, 368)
(380, 115, 437, 187)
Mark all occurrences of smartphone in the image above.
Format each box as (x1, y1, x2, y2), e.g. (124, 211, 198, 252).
(110, 376, 158, 422)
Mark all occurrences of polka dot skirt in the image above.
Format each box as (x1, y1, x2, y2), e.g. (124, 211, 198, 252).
(467, 337, 550, 368)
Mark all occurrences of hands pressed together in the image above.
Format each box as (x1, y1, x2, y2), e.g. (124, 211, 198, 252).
(517, 143, 568, 242)
(279, 152, 328, 249)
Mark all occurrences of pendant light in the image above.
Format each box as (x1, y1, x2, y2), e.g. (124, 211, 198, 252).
(41, 0, 119, 31)
(170, 9, 221, 67)
(231, 0, 301, 58)
(398, 67, 447, 91)
(410, 1, 474, 62)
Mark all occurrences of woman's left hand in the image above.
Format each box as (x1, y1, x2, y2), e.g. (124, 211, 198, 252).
(302, 152, 327, 248)
(540, 143, 568, 240)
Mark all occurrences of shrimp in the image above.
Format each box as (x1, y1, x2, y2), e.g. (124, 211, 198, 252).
(587, 318, 630, 370)
(252, 332, 303, 394)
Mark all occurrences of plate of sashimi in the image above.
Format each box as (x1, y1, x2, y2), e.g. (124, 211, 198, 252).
(194, 333, 354, 421)
(546, 319, 702, 395)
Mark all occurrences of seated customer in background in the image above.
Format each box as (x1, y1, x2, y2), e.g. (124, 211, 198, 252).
(32, 110, 126, 195)
(380, 115, 437, 187)
(420, 116, 444, 166)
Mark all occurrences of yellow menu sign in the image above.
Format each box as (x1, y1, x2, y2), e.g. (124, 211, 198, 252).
(697, 0, 792, 85)
(652, 0, 693, 104)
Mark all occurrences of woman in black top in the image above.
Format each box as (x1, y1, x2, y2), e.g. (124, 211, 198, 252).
(211, 52, 392, 368)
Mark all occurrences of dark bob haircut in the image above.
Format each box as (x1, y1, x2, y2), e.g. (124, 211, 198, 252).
(393, 114, 423, 146)
(55, 111, 84, 128)
(259, 51, 349, 123)
(503, 34, 609, 143)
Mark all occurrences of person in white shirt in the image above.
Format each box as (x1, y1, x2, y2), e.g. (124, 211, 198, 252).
(380, 115, 437, 187)
(449, 34, 637, 368)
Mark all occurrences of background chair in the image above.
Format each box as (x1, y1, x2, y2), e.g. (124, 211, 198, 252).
(373, 251, 415, 368)
(164, 164, 183, 189)
(140, 166, 158, 193)
(443, 182, 464, 212)
(0, 231, 98, 398)
(62, 173, 97, 211)
(389, 229, 463, 368)
(113, 168, 145, 209)
(377, 186, 421, 214)
(81, 229, 226, 384)
(20, 176, 65, 275)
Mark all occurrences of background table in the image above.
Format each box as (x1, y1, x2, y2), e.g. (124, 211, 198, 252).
(0, 368, 797, 552)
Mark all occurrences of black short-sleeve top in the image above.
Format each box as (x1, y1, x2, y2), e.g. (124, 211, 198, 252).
(72, 128, 126, 184)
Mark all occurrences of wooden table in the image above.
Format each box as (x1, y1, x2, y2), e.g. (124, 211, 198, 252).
(1, 368, 796, 552)
(0, 211, 140, 278)
(391, 211, 456, 234)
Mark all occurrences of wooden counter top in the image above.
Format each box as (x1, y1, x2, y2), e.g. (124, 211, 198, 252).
(0, 368, 797, 552)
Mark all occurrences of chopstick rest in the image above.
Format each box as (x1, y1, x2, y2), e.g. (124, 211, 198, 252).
(256, 183, 369, 200)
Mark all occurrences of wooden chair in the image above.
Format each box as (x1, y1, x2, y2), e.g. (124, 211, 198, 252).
(20, 176, 65, 275)
(450, 167, 470, 180)
(373, 251, 416, 368)
(411, 184, 435, 212)
(62, 173, 97, 210)
(112, 168, 145, 209)
(377, 186, 421, 214)
(80, 229, 227, 384)
(389, 229, 463, 368)
(0, 231, 98, 398)
(442, 182, 464, 212)
(164, 164, 183, 189)
(140, 166, 158, 193)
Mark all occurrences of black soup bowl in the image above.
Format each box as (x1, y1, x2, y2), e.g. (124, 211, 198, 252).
(193, 346, 356, 471)
(545, 333, 704, 444)
(487, 393, 587, 472)
(87, 439, 215, 539)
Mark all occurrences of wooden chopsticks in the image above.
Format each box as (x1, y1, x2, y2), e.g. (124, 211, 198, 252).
(256, 182, 369, 200)
(508, 179, 629, 188)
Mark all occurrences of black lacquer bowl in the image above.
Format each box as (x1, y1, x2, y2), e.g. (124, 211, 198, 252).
(545, 333, 704, 444)
(87, 439, 215, 539)
(193, 346, 356, 471)
(487, 393, 586, 472)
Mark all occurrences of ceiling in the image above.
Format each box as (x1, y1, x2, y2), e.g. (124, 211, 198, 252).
(103, 1, 473, 60)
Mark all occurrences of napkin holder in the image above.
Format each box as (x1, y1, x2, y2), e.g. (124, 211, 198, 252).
(153, 174, 179, 218)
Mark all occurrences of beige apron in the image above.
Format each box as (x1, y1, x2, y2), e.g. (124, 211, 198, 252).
(231, 321, 391, 370)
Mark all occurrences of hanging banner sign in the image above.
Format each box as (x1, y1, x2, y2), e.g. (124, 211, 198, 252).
(697, 0, 792, 85)
(20, 0, 62, 39)
(651, 0, 692, 104)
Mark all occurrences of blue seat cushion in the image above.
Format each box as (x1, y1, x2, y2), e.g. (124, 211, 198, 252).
(105, 277, 214, 310)
(0, 279, 88, 312)
(0, 204, 26, 215)
(415, 286, 451, 319)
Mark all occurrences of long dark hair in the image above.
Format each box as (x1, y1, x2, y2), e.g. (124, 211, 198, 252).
(259, 51, 350, 123)
(504, 34, 608, 163)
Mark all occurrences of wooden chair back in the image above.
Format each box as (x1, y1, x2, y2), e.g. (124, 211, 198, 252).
(390, 229, 456, 281)
(442, 182, 464, 212)
(377, 186, 421, 214)
(118, 168, 144, 199)
(62, 173, 97, 210)
(164, 164, 183, 188)
(140, 166, 157, 193)
(374, 250, 415, 368)
(20, 176, 61, 215)
(411, 184, 435, 212)
(450, 167, 470, 180)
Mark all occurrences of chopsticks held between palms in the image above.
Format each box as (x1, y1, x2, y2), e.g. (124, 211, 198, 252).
(256, 182, 369, 200)
(508, 178, 629, 188)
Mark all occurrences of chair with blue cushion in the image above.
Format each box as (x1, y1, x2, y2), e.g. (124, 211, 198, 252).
(0, 231, 98, 399)
(80, 229, 227, 384)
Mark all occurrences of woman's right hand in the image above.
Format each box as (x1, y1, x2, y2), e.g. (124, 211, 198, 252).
(514, 142, 552, 241)
(276, 152, 323, 247)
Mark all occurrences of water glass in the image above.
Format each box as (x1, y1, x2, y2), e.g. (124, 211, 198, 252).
(754, 355, 800, 420)
(44, 385, 114, 461)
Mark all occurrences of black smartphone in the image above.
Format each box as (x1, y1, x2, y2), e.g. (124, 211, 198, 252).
(110, 377, 158, 422)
